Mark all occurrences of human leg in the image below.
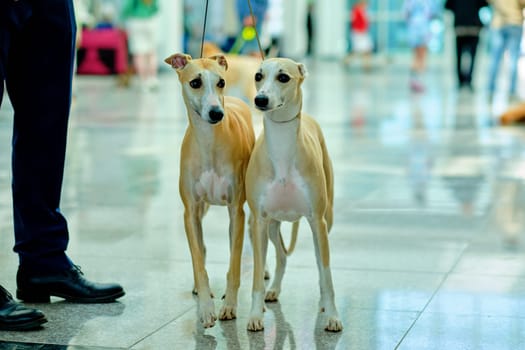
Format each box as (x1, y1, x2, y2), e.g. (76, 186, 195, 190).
(5, 0, 124, 303)
(455, 35, 465, 85)
(506, 25, 523, 95)
(415, 46, 427, 72)
(457, 35, 480, 89)
(487, 28, 505, 94)
(133, 52, 148, 83)
(410, 46, 427, 92)
(464, 35, 480, 87)
(146, 51, 159, 89)
(6, 0, 76, 274)
(0, 10, 47, 332)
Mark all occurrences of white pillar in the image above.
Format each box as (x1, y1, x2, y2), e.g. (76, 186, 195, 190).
(315, 0, 347, 59)
(158, 0, 183, 63)
(280, 0, 308, 59)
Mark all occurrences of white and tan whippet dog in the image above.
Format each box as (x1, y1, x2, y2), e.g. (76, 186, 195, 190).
(245, 58, 343, 332)
(164, 53, 255, 328)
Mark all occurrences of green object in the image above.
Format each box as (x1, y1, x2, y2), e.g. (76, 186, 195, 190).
(121, 0, 159, 20)
(229, 26, 256, 54)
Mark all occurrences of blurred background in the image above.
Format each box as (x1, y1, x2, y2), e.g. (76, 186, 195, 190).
(2, 0, 525, 349)
(71, 0, 488, 69)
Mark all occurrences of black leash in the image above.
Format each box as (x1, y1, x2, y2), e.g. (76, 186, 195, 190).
(247, 0, 265, 60)
(199, 0, 210, 58)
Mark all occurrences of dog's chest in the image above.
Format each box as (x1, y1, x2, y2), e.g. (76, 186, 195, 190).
(194, 170, 233, 205)
(260, 169, 310, 222)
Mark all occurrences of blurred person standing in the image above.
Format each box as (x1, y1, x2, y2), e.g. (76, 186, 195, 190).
(487, 0, 525, 100)
(445, 0, 488, 91)
(222, 0, 240, 52)
(184, 0, 231, 56)
(236, 0, 269, 57)
(403, 0, 439, 92)
(0, 0, 124, 331)
(306, 0, 314, 56)
(121, 0, 160, 92)
(265, 0, 283, 57)
(347, 0, 373, 71)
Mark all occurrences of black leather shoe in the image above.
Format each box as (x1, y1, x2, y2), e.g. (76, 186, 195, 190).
(0, 285, 47, 331)
(16, 266, 125, 303)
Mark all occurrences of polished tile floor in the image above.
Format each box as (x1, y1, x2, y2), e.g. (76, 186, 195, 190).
(1, 53, 525, 349)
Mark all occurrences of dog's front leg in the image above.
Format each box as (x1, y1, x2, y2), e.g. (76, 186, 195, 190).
(247, 216, 269, 331)
(265, 220, 286, 302)
(308, 217, 343, 332)
(184, 203, 216, 328)
(219, 203, 245, 320)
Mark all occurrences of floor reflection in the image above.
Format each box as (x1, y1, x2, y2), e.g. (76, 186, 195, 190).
(1, 56, 525, 349)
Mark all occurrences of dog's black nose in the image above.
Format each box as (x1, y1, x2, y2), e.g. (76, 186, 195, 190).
(208, 107, 224, 123)
(254, 95, 269, 108)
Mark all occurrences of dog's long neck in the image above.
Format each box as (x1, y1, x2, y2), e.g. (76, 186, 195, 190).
(187, 108, 218, 167)
(263, 101, 302, 179)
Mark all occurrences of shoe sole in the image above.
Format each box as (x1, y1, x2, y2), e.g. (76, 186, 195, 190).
(64, 290, 126, 303)
(17, 290, 125, 304)
(0, 316, 47, 331)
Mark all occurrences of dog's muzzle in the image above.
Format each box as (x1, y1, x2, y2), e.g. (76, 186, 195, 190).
(254, 95, 269, 109)
(208, 107, 224, 124)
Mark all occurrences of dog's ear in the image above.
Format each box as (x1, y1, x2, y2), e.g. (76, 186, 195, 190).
(209, 55, 228, 71)
(297, 63, 308, 79)
(164, 53, 192, 70)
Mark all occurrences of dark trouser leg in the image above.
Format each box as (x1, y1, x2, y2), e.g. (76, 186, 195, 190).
(5, 0, 76, 274)
(455, 35, 464, 85)
(464, 35, 479, 86)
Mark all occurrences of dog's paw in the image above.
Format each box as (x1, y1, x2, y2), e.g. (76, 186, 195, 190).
(200, 313, 217, 328)
(218, 304, 237, 320)
(247, 316, 264, 331)
(199, 302, 217, 328)
(325, 317, 343, 332)
(264, 289, 279, 302)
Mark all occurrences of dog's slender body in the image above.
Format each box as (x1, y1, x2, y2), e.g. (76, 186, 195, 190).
(245, 58, 343, 332)
(165, 53, 255, 328)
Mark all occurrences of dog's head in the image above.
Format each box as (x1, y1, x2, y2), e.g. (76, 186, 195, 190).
(253, 58, 307, 117)
(165, 53, 228, 124)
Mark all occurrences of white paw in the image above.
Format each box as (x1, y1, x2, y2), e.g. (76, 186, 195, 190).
(264, 289, 279, 302)
(199, 302, 217, 328)
(325, 317, 343, 332)
(247, 316, 264, 331)
(218, 304, 237, 320)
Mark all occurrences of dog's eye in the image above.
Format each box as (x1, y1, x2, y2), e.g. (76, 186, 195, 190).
(277, 74, 290, 83)
(217, 79, 225, 88)
(255, 72, 263, 82)
(189, 78, 202, 89)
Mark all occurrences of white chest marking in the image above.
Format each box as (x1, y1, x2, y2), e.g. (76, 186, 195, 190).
(260, 169, 310, 222)
(194, 170, 232, 205)
(259, 117, 310, 221)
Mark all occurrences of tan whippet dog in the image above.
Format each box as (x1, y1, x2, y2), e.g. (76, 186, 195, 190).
(245, 58, 343, 332)
(164, 53, 255, 328)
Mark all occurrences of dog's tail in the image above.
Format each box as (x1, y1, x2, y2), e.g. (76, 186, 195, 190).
(280, 221, 299, 256)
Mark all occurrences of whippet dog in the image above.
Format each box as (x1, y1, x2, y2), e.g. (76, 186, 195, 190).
(245, 58, 343, 332)
(164, 53, 255, 328)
